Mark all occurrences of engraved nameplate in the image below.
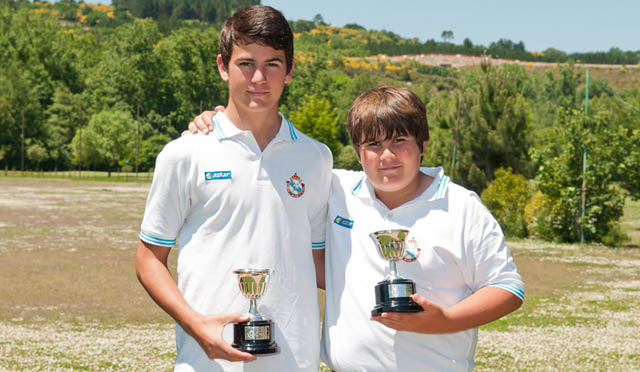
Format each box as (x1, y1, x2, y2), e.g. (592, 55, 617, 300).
(244, 325, 270, 341)
(388, 283, 412, 298)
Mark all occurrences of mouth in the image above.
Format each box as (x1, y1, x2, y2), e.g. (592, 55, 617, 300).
(248, 90, 269, 96)
(379, 165, 401, 172)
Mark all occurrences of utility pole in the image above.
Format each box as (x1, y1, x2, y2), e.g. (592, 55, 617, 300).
(21, 108, 25, 176)
(451, 95, 462, 183)
(78, 104, 83, 177)
(136, 103, 140, 182)
(581, 70, 589, 244)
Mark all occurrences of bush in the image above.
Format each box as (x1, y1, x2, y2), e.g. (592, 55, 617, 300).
(524, 191, 555, 240)
(481, 168, 532, 238)
(334, 144, 361, 171)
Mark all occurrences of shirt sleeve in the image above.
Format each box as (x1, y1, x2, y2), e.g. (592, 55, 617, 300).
(139, 139, 192, 248)
(309, 144, 333, 250)
(464, 193, 525, 302)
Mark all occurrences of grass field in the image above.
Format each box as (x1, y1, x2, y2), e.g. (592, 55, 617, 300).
(1, 177, 639, 371)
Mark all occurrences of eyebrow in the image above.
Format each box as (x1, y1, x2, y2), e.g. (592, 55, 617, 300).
(235, 57, 284, 63)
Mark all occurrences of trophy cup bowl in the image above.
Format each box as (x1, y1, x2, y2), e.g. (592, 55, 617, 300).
(369, 230, 423, 316)
(231, 269, 278, 355)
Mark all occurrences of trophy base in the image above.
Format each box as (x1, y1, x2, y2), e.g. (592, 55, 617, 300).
(371, 278, 423, 316)
(232, 320, 279, 355)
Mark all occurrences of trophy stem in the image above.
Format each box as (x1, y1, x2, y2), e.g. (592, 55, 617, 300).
(389, 261, 399, 279)
(249, 298, 262, 321)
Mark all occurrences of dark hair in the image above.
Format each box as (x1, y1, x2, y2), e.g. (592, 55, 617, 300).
(220, 5, 294, 73)
(347, 85, 429, 152)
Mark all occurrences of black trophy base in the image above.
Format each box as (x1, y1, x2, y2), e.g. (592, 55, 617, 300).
(371, 278, 423, 316)
(232, 320, 278, 355)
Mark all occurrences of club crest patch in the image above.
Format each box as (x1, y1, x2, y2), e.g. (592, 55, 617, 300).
(402, 238, 421, 262)
(286, 173, 305, 198)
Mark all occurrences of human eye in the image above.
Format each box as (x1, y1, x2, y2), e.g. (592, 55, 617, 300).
(364, 140, 380, 147)
(393, 136, 407, 143)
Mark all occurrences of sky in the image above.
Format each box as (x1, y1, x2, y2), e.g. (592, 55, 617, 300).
(260, 0, 638, 54)
(84, 0, 638, 54)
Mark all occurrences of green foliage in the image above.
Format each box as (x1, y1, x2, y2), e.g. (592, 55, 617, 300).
(139, 134, 171, 171)
(71, 109, 136, 170)
(26, 143, 48, 170)
(111, 0, 259, 23)
(531, 109, 628, 244)
(44, 86, 83, 169)
(290, 95, 341, 157)
(481, 168, 532, 238)
(427, 64, 532, 193)
(524, 191, 555, 240)
(334, 144, 360, 171)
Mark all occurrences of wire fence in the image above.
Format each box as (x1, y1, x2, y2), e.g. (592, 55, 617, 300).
(1, 169, 153, 183)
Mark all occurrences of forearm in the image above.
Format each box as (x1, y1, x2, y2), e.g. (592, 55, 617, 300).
(135, 240, 201, 332)
(313, 249, 326, 290)
(440, 286, 523, 333)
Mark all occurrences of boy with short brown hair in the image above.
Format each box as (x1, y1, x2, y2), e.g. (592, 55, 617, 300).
(136, 6, 332, 372)
(321, 85, 524, 371)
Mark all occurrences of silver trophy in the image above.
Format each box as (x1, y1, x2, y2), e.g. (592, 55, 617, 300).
(232, 269, 278, 355)
(369, 229, 422, 316)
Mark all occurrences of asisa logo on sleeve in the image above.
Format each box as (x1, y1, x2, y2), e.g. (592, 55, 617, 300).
(333, 216, 354, 229)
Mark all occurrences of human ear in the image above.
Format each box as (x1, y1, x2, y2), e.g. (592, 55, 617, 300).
(285, 58, 295, 84)
(420, 140, 428, 155)
(217, 55, 229, 82)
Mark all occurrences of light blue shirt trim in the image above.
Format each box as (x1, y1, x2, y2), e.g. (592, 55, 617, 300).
(490, 283, 525, 302)
(351, 177, 364, 195)
(285, 118, 298, 140)
(212, 115, 226, 140)
(139, 231, 176, 247)
(312, 241, 326, 250)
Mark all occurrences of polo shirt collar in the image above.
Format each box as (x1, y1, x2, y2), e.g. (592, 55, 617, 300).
(351, 166, 450, 204)
(211, 111, 298, 142)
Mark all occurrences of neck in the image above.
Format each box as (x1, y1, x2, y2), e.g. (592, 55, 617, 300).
(376, 172, 433, 210)
(224, 101, 282, 151)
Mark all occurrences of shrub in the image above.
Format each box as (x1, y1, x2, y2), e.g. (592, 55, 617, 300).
(481, 168, 532, 238)
(524, 190, 555, 240)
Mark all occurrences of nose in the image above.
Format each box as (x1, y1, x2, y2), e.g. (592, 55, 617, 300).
(379, 146, 396, 161)
(251, 67, 266, 83)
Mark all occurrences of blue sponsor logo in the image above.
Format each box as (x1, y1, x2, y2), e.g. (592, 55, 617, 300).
(333, 216, 354, 229)
(205, 171, 232, 181)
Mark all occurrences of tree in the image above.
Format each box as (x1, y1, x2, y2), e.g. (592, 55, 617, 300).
(452, 63, 532, 192)
(44, 86, 83, 169)
(531, 109, 629, 244)
(289, 95, 341, 157)
(313, 13, 327, 26)
(343, 23, 365, 31)
(71, 109, 136, 174)
(334, 144, 360, 171)
(139, 134, 171, 171)
(441, 30, 454, 43)
(542, 47, 568, 62)
(26, 143, 48, 170)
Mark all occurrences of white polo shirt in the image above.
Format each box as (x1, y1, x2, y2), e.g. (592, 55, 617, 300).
(140, 111, 332, 372)
(321, 167, 524, 372)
